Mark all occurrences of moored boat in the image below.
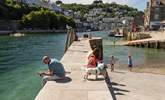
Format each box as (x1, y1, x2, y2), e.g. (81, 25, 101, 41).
(114, 34, 124, 37)
(108, 30, 115, 37)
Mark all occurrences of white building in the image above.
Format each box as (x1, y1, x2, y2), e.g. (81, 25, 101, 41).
(102, 18, 117, 23)
(88, 8, 103, 17)
(64, 10, 74, 16)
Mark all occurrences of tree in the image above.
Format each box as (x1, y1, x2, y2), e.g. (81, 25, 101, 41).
(0, 0, 9, 19)
(67, 17, 76, 28)
(0, 0, 43, 20)
(21, 10, 76, 29)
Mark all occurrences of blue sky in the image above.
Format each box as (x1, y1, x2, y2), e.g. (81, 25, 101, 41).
(59, 0, 148, 11)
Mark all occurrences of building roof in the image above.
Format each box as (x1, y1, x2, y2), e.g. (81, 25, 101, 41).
(160, 20, 165, 24)
(160, 0, 165, 5)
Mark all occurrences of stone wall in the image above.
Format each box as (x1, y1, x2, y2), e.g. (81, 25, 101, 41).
(0, 20, 21, 31)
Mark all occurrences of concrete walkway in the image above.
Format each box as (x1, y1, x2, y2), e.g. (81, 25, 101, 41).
(129, 31, 165, 43)
(108, 69, 165, 100)
(35, 38, 112, 100)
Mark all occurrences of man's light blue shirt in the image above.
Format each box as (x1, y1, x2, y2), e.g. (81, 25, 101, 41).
(48, 59, 65, 77)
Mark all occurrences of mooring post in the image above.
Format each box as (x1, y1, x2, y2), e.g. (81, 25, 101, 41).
(64, 29, 77, 53)
(155, 41, 160, 49)
(89, 38, 103, 61)
(145, 42, 149, 48)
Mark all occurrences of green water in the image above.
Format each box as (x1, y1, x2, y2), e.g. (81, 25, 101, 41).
(0, 34, 66, 100)
(1, 32, 165, 100)
(92, 31, 165, 67)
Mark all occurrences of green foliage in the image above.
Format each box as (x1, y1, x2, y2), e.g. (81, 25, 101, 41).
(0, 0, 43, 20)
(0, 0, 75, 29)
(21, 10, 75, 29)
(61, 3, 141, 17)
(61, 3, 89, 16)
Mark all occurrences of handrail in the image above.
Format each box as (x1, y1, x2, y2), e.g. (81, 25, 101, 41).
(64, 29, 77, 53)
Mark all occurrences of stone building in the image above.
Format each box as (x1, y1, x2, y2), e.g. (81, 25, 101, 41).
(144, 0, 165, 30)
(0, 20, 20, 30)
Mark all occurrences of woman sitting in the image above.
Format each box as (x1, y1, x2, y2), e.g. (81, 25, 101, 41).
(86, 49, 97, 68)
(84, 48, 99, 79)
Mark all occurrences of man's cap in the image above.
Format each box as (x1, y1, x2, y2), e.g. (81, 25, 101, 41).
(42, 56, 49, 62)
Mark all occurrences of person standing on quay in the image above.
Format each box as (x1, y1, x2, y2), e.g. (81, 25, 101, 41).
(110, 56, 115, 72)
(128, 55, 133, 71)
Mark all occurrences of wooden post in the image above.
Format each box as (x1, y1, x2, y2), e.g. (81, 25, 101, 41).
(145, 42, 149, 48)
(155, 41, 159, 49)
(148, 42, 151, 48)
(141, 43, 145, 48)
(150, 42, 154, 48)
(157, 41, 160, 49)
(64, 29, 77, 53)
(89, 38, 103, 61)
(159, 41, 165, 49)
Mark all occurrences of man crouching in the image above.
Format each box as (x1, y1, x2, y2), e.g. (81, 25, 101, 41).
(38, 56, 65, 86)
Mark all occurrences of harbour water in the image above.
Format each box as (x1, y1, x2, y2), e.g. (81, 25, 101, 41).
(0, 34, 66, 100)
(0, 31, 165, 100)
(93, 31, 165, 68)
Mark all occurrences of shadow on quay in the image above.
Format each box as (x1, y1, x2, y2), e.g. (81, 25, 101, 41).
(55, 77, 72, 83)
(87, 78, 105, 81)
(105, 70, 130, 100)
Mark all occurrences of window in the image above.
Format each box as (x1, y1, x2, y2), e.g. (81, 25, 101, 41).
(156, 0, 160, 6)
(154, 14, 159, 20)
(155, 7, 159, 12)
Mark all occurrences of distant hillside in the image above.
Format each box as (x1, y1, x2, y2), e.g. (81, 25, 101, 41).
(0, 0, 42, 20)
(13, 0, 62, 12)
(61, 3, 142, 17)
(0, 0, 75, 30)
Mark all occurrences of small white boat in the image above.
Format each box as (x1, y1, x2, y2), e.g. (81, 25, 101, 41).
(86, 29, 91, 32)
(108, 32, 114, 37)
(10, 33, 25, 37)
(114, 34, 124, 37)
